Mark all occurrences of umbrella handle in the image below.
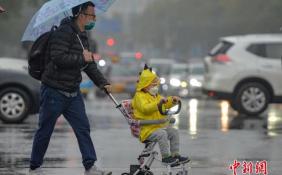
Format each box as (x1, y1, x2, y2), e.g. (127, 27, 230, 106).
(77, 34, 91, 71)
(76, 34, 85, 50)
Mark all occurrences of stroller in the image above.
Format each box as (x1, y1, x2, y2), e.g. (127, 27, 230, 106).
(105, 91, 189, 175)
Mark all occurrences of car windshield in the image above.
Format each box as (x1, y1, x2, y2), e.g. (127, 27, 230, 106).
(170, 66, 189, 76)
(190, 66, 204, 75)
(151, 63, 171, 76)
(209, 41, 233, 56)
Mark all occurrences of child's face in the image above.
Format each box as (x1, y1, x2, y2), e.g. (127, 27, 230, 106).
(144, 78, 160, 92)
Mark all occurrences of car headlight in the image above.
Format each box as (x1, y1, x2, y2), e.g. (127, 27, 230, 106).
(170, 78, 181, 87)
(98, 59, 106, 67)
(160, 77, 166, 84)
(181, 81, 188, 88)
(189, 78, 202, 87)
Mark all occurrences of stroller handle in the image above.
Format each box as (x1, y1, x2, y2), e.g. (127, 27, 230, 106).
(105, 91, 178, 126)
(158, 99, 182, 116)
(105, 86, 182, 116)
(103, 88, 121, 108)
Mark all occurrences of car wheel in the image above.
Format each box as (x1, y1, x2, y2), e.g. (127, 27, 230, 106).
(235, 82, 269, 116)
(0, 87, 31, 123)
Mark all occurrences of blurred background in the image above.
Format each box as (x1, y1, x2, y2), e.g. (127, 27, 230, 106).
(1, 0, 282, 59)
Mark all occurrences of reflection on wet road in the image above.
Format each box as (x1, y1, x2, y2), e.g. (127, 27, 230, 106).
(1, 95, 282, 174)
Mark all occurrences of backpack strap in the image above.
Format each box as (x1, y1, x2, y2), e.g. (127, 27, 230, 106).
(45, 25, 58, 67)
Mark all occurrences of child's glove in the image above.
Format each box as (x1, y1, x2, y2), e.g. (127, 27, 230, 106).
(158, 97, 181, 114)
(159, 97, 168, 104)
(158, 98, 168, 114)
(172, 96, 180, 104)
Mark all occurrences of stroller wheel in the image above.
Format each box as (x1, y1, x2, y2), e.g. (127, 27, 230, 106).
(121, 173, 130, 175)
(144, 170, 153, 175)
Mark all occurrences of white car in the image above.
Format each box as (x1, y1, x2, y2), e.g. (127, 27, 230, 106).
(203, 34, 282, 116)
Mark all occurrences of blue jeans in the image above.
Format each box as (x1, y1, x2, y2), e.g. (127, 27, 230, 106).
(30, 84, 96, 170)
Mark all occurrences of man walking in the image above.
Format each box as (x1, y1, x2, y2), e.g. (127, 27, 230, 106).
(29, 2, 112, 175)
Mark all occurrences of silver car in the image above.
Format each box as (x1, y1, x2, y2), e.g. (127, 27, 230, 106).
(0, 58, 40, 123)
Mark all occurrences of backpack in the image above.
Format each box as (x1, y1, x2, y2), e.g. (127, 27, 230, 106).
(28, 26, 57, 80)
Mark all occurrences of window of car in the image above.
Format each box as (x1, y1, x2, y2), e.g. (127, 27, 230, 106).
(170, 66, 189, 76)
(265, 43, 282, 59)
(247, 43, 282, 59)
(190, 66, 205, 75)
(209, 41, 233, 56)
(247, 44, 266, 57)
(151, 63, 172, 75)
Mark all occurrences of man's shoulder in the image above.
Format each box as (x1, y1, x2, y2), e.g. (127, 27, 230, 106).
(57, 23, 74, 34)
(57, 17, 77, 33)
(50, 23, 76, 43)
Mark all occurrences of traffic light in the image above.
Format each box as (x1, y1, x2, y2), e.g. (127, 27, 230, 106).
(135, 52, 143, 60)
(106, 38, 116, 47)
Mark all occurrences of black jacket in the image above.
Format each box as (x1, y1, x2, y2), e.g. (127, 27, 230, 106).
(41, 17, 109, 92)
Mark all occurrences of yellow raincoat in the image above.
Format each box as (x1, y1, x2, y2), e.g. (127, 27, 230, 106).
(132, 69, 175, 142)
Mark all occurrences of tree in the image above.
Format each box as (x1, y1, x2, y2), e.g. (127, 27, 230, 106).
(0, 0, 46, 57)
(130, 0, 282, 58)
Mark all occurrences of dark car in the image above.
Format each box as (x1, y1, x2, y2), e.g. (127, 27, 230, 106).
(0, 58, 40, 123)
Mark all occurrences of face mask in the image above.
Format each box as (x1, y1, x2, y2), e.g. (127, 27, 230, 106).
(85, 21, 95, 30)
(148, 86, 159, 96)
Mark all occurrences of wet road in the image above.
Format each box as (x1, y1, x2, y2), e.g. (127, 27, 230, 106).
(1, 94, 282, 175)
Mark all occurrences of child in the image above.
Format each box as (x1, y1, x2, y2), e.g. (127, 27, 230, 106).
(132, 65, 190, 165)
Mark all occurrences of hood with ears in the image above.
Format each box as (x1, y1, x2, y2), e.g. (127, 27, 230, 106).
(136, 64, 158, 91)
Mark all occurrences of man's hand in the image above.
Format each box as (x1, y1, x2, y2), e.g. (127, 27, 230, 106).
(83, 49, 93, 63)
(104, 85, 112, 93)
(92, 53, 101, 60)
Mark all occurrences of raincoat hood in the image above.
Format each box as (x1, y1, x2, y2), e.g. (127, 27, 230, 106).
(136, 69, 157, 91)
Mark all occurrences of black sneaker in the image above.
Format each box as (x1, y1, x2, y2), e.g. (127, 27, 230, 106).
(162, 156, 178, 164)
(175, 155, 190, 164)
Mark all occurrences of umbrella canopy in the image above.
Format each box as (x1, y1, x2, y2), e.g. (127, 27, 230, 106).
(22, 0, 115, 41)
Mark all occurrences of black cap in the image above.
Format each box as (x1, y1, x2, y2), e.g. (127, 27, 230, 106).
(72, 2, 95, 17)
